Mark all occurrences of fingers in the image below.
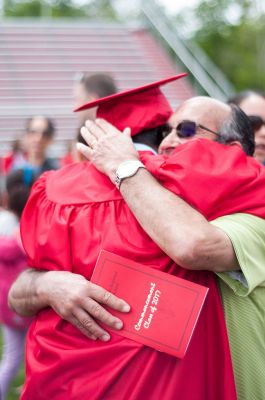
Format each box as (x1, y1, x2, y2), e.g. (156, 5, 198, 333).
(80, 119, 133, 153)
(72, 295, 125, 341)
(72, 308, 111, 342)
(66, 283, 131, 341)
(95, 118, 122, 136)
(85, 119, 106, 139)
(81, 118, 123, 143)
(76, 142, 93, 160)
(82, 296, 123, 330)
(80, 126, 98, 148)
(90, 283, 130, 312)
(71, 314, 98, 340)
(43, 272, 130, 342)
(123, 127, 131, 137)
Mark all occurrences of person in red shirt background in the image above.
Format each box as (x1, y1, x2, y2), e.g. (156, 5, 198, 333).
(0, 169, 34, 400)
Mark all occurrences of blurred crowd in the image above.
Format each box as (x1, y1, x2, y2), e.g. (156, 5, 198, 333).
(0, 73, 119, 193)
(0, 72, 118, 400)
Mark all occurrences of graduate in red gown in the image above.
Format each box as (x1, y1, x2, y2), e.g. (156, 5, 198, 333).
(20, 74, 265, 400)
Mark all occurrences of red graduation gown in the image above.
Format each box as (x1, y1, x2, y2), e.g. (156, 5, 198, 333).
(21, 139, 265, 400)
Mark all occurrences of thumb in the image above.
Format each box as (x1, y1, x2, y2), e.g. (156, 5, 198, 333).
(123, 127, 131, 137)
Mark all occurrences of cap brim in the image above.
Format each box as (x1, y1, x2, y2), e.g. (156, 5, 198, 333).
(74, 72, 188, 112)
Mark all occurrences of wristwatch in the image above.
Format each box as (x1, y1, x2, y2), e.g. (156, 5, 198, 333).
(115, 160, 146, 189)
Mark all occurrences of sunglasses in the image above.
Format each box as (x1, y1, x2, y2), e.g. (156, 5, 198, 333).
(248, 115, 265, 132)
(162, 120, 220, 139)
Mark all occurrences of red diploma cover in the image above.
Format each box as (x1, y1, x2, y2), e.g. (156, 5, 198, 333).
(91, 250, 208, 359)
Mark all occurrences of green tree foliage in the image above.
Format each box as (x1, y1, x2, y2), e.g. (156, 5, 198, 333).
(83, 0, 119, 20)
(50, 0, 87, 18)
(4, 0, 44, 17)
(177, 0, 265, 91)
(3, 0, 118, 20)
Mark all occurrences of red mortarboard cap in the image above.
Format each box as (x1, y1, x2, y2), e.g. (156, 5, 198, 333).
(74, 73, 187, 136)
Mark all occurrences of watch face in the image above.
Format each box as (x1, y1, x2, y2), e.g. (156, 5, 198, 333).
(115, 161, 145, 189)
(117, 161, 141, 179)
(119, 164, 134, 178)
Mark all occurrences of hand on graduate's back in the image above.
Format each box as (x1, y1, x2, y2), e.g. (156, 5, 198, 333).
(9, 269, 130, 341)
(77, 119, 139, 182)
(43, 270, 130, 341)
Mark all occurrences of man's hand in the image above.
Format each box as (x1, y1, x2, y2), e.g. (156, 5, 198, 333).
(76, 119, 139, 183)
(41, 271, 130, 341)
(9, 269, 130, 342)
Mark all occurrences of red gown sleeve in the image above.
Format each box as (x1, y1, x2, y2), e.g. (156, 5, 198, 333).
(20, 172, 73, 272)
(142, 138, 265, 221)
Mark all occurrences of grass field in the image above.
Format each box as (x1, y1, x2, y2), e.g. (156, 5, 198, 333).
(0, 326, 25, 400)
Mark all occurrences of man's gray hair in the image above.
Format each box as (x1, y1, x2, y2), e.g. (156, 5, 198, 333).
(217, 105, 255, 156)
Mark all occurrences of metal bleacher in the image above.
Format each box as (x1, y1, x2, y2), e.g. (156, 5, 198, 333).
(0, 19, 194, 155)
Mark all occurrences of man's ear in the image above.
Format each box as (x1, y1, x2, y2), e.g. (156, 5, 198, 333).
(228, 140, 242, 149)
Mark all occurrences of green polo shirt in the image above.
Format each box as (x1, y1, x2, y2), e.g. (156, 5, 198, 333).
(211, 213, 265, 400)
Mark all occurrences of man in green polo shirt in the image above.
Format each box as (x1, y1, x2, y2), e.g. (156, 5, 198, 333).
(212, 214, 265, 400)
(76, 97, 265, 400)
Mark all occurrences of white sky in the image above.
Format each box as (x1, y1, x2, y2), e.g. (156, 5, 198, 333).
(73, 0, 265, 21)
(160, 0, 265, 14)
(158, 0, 200, 14)
(74, 0, 200, 15)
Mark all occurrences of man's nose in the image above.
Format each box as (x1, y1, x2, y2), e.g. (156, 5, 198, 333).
(159, 133, 185, 153)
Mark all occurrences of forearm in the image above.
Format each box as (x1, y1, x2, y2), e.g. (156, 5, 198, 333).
(120, 168, 239, 272)
(8, 268, 50, 316)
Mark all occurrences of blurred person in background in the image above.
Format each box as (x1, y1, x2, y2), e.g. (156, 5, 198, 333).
(62, 73, 118, 166)
(61, 127, 88, 166)
(73, 72, 118, 123)
(22, 116, 58, 175)
(2, 116, 58, 178)
(0, 170, 33, 400)
(229, 90, 265, 165)
(2, 139, 25, 175)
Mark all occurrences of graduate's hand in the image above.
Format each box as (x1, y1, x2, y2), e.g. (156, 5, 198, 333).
(41, 270, 130, 341)
(77, 118, 139, 183)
